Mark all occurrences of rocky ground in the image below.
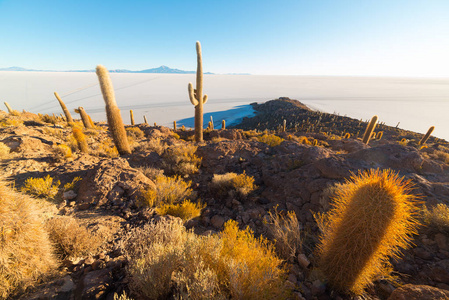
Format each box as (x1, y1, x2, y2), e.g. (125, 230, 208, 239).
(2, 98, 449, 299)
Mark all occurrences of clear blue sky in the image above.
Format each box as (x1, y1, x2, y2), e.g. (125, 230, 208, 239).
(0, 0, 448, 76)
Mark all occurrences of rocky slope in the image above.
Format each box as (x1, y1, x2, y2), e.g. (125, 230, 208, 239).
(1, 98, 449, 300)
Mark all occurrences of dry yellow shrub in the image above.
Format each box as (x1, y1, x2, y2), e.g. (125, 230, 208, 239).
(257, 134, 284, 147)
(316, 169, 421, 294)
(21, 175, 60, 199)
(45, 216, 101, 258)
(265, 207, 302, 261)
(126, 127, 145, 139)
(423, 203, 449, 232)
(0, 182, 56, 299)
(124, 218, 288, 300)
(162, 143, 202, 176)
(156, 200, 205, 221)
(139, 175, 193, 207)
(211, 172, 257, 198)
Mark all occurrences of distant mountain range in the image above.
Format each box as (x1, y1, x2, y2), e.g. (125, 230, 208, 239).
(0, 65, 250, 75)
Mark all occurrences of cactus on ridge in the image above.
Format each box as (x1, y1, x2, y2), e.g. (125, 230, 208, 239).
(188, 41, 208, 142)
(419, 126, 435, 145)
(54, 92, 73, 123)
(143, 115, 148, 124)
(130, 110, 135, 125)
(222, 120, 226, 130)
(96, 65, 131, 155)
(173, 121, 177, 131)
(362, 115, 378, 145)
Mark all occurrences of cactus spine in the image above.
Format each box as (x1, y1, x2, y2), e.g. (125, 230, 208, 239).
(130, 110, 135, 125)
(188, 41, 208, 142)
(419, 126, 435, 145)
(362, 115, 378, 145)
(96, 65, 131, 155)
(316, 169, 420, 294)
(222, 120, 226, 130)
(54, 92, 73, 123)
(78, 107, 93, 129)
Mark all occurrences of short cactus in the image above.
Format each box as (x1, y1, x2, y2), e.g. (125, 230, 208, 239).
(78, 107, 93, 129)
(419, 126, 435, 145)
(143, 115, 148, 124)
(130, 110, 135, 125)
(72, 127, 88, 153)
(376, 131, 383, 140)
(188, 41, 208, 142)
(362, 115, 378, 144)
(316, 169, 420, 294)
(54, 92, 73, 123)
(96, 65, 131, 155)
(222, 120, 226, 130)
(173, 121, 177, 131)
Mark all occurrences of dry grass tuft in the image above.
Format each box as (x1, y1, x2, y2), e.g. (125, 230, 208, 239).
(156, 200, 205, 221)
(45, 216, 101, 258)
(265, 206, 302, 261)
(0, 142, 10, 159)
(316, 169, 421, 295)
(162, 143, 202, 176)
(123, 218, 288, 300)
(139, 175, 194, 208)
(126, 127, 145, 139)
(21, 175, 60, 199)
(257, 133, 284, 147)
(423, 203, 449, 232)
(211, 172, 257, 198)
(52, 144, 72, 161)
(0, 182, 57, 299)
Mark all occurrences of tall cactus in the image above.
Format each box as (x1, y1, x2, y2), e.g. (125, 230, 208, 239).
(78, 107, 93, 129)
(96, 65, 131, 155)
(188, 41, 208, 142)
(419, 126, 435, 145)
(362, 115, 378, 145)
(54, 92, 73, 123)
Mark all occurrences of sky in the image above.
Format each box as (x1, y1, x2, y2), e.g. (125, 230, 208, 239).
(0, 0, 448, 77)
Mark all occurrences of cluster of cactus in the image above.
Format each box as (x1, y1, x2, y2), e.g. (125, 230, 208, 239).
(77, 107, 94, 129)
(188, 41, 208, 142)
(96, 65, 131, 155)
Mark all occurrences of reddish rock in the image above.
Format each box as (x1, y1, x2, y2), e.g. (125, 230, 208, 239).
(388, 284, 449, 300)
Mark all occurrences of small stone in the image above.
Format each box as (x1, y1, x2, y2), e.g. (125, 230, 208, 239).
(84, 257, 95, 265)
(435, 233, 448, 250)
(298, 253, 310, 269)
(63, 190, 77, 200)
(60, 275, 75, 293)
(211, 215, 225, 229)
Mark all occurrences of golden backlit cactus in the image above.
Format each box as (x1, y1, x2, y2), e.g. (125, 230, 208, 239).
(72, 127, 88, 153)
(344, 133, 351, 139)
(143, 115, 148, 124)
(54, 92, 73, 123)
(188, 41, 208, 142)
(419, 126, 435, 145)
(96, 65, 131, 155)
(283, 119, 286, 132)
(130, 110, 135, 125)
(173, 120, 177, 131)
(222, 120, 226, 130)
(362, 115, 378, 144)
(316, 169, 421, 295)
(78, 107, 93, 129)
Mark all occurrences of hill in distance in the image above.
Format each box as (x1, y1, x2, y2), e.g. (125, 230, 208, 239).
(0, 65, 250, 75)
